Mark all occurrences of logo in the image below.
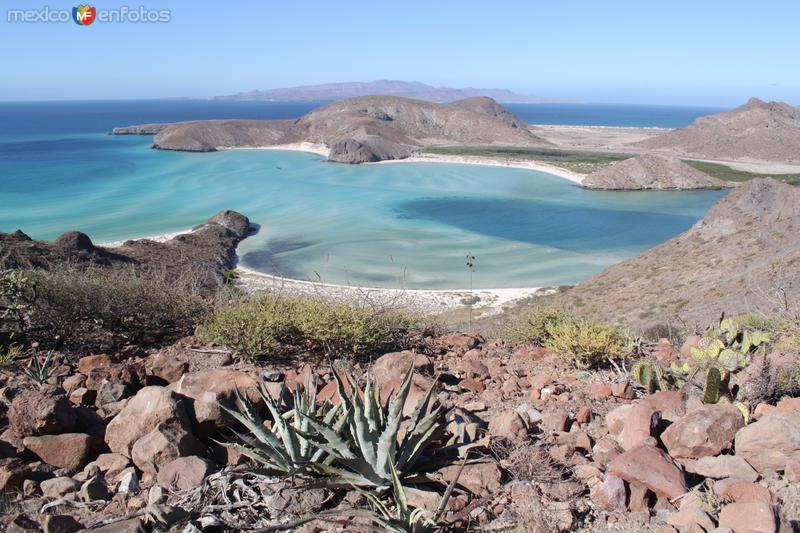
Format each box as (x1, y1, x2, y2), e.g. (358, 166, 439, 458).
(72, 4, 96, 25)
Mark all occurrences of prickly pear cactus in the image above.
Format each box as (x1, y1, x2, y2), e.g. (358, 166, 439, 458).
(702, 366, 722, 404)
(733, 401, 750, 424)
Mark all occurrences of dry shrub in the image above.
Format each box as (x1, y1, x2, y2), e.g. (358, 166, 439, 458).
(488, 438, 565, 483)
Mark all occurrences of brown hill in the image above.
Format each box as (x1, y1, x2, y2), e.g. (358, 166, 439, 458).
(547, 178, 800, 331)
(582, 154, 727, 190)
(142, 96, 550, 163)
(633, 98, 800, 162)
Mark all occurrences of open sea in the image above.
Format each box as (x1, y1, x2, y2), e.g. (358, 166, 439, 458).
(0, 100, 727, 289)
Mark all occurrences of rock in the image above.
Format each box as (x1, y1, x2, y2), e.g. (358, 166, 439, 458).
(611, 382, 634, 399)
(80, 474, 109, 502)
(62, 374, 86, 395)
(438, 334, 478, 353)
(460, 349, 489, 378)
(9, 386, 76, 437)
(156, 455, 214, 490)
(605, 404, 633, 435)
(786, 460, 800, 482)
(591, 474, 626, 511)
(440, 460, 501, 495)
(43, 515, 82, 533)
(77, 354, 113, 376)
(487, 411, 526, 440)
(40, 476, 81, 499)
(117, 468, 139, 493)
(592, 437, 623, 465)
(404, 486, 442, 512)
(0, 458, 29, 491)
(718, 502, 776, 533)
(621, 403, 660, 450)
(641, 390, 686, 423)
(583, 154, 726, 190)
(666, 505, 716, 532)
(713, 479, 773, 505)
(266, 486, 330, 515)
(105, 386, 193, 457)
(694, 455, 759, 482)
(54, 231, 95, 251)
(776, 396, 800, 412)
(43, 514, 83, 533)
(372, 351, 433, 381)
(379, 372, 434, 417)
(608, 445, 687, 499)
(542, 410, 569, 433)
(588, 381, 613, 398)
(168, 369, 263, 436)
(662, 404, 744, 458)
(130, 421, 205, 475)
(95, 380, 130, 406)
(78, 453, 131, 484)
(147, 350, 188, 384)
(68, 388, 96, 406)
(459, 378, 485, 394)
(148, 485, 165, 505)
(734, 411, 800, 473)
(23, 433, 92, 472)
(207, 209, 251, 238)
(6, 513, 40, 532)
(575, 406, 592, 424)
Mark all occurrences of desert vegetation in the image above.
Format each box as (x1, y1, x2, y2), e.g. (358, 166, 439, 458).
(682, 159, 800, 184)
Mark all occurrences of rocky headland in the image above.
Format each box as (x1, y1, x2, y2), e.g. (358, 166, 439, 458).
(581, 154, 728, 190)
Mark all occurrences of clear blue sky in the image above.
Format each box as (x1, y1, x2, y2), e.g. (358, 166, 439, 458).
(2, 0, 798, 106)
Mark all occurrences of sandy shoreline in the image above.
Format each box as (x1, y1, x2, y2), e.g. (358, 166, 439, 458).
(376, 153, 585, 184)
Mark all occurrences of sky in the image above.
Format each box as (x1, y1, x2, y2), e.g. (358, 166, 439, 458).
(2, 0, 799, 106)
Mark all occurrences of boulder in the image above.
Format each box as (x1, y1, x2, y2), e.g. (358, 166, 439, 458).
(591, 474, 626, 511)
(42, 515, 83, 533)
(439, 460, 501, 495)
(666, 505, 716, 532)
(168, 369, 263, 436)
(734, 411, 800, 473)
(22, 433, 92, 472)
(9, 386, 76, 437)
(605, 404, 633, 436)
(379, 372, 434, 417)
(437, 334, 479, 353)
(608, 444, 687, 499)
(621, 403, 660, 450)
(641, 390, 686, 423)
(130, 421, 205, 475)
(104, 386, 193, 457)
(207, 210, 251, 238)
(487, 411, 526, 440)
(77, 354, 113, 376)
(372, 351, 432, 382)
(156, 456, 215, 490)
(718, 502, 777, 533)
(713, 479, 773, 505)
(78, 453, 131, 484)
(459, 349, 489, 378)
(147, 350, 188, 384)
(694, 455, 758, 482)
(40, 476, 80, 499)
(661, 404, 744, 458)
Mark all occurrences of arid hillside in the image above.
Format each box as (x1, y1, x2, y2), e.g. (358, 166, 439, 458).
(582, 154, 728, 190)
(548, 178, 800, 330)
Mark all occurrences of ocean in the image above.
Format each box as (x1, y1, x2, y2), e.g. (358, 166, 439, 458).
(0, 100, 726, 289)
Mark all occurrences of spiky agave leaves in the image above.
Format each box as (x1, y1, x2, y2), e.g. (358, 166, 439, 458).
(302, 364, 445, 488)
(221, 378, 344, 475)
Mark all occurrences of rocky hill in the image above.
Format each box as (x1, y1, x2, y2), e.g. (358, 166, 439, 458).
(0, 210, 252, 293)
(633, 98, 800, 162)
(582, 154, 728, 190)
(212, 80, 555, 104)
(548, 178, 800, 330)
(145, 96, 549, 163)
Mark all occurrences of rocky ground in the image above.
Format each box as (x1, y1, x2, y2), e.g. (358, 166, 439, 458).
(0, 328, 797, 532)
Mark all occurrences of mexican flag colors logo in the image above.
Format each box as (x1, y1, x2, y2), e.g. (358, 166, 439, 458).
(73, 4, 96, 25)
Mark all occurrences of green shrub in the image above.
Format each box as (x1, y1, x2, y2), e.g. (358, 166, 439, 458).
(544, 317, 627, 369)
(26, 267, 208, 350)
(504, 307, 568, 345)
(198, 293, 418, 359)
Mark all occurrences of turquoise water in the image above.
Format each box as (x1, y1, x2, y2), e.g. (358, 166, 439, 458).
(0, 101, 726, 289)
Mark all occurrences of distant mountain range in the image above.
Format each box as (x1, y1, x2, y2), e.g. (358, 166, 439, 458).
(212, 80, 565, 104)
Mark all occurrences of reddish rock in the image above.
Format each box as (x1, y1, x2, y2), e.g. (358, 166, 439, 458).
(713, 478, 773, 505)
(439, 460, 501, 495)
(529, 373, 554, 390)
(168, 369, 263, 436)
(694, 455, 758, 482)
(316, 380, 340, 405)
(77, 354, 113, 375)
(23, 433, 91, 472)
(652, 339, 679, 364)
(40, 476, 81, 498)
(459, 378, 485, 394)
(460, 349, 489, 378)
(9, 386, 76, 438)
(753, 403, 777, 420)
(662, 404, 744, 458)
(641, 390, 686, 423)
(68, 387, 96, 406)
(43, 514, 83, 533)
(79, 453, 131, 484)
(786, 460, 800, 482)
(734, 411, 800, 473)
(487, 411, 526, 440)
(666, 505, 715, 532)
(438, 334, 479, 353)
(588, 381, 613, 398)
(605, 404, 634, 435)
(0, 458, 31, 491)
(379, 372, 434, 417)
(680, 335, 701, 358)
(372, 350, 432, 380)
(776, 396, 800, 412)
(575, 406, 592, 424)
(621, 403, 660, 451)
(62, 374, 86, 395)
(611, 383, 634, 399)
(105, 386, 194, 457)
(131, 421, 205, 475)
(148, 351, 188, 384)
(718, 502, 776, 533)
(542, 410, 570, 433)
(593, 437, 623, 465)
(156, 455, 214, 490)
(608, 445, 687, 499)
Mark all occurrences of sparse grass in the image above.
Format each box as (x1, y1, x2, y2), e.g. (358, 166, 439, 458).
(424, 146, 632, 174)
(199, 293, 420, 359)
(682, 160, 800, 184)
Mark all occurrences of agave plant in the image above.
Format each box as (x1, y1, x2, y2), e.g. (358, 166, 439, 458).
(301, 365, 445, 487)
(222, 377, 344, 475)
(22, 349, 58, 386)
